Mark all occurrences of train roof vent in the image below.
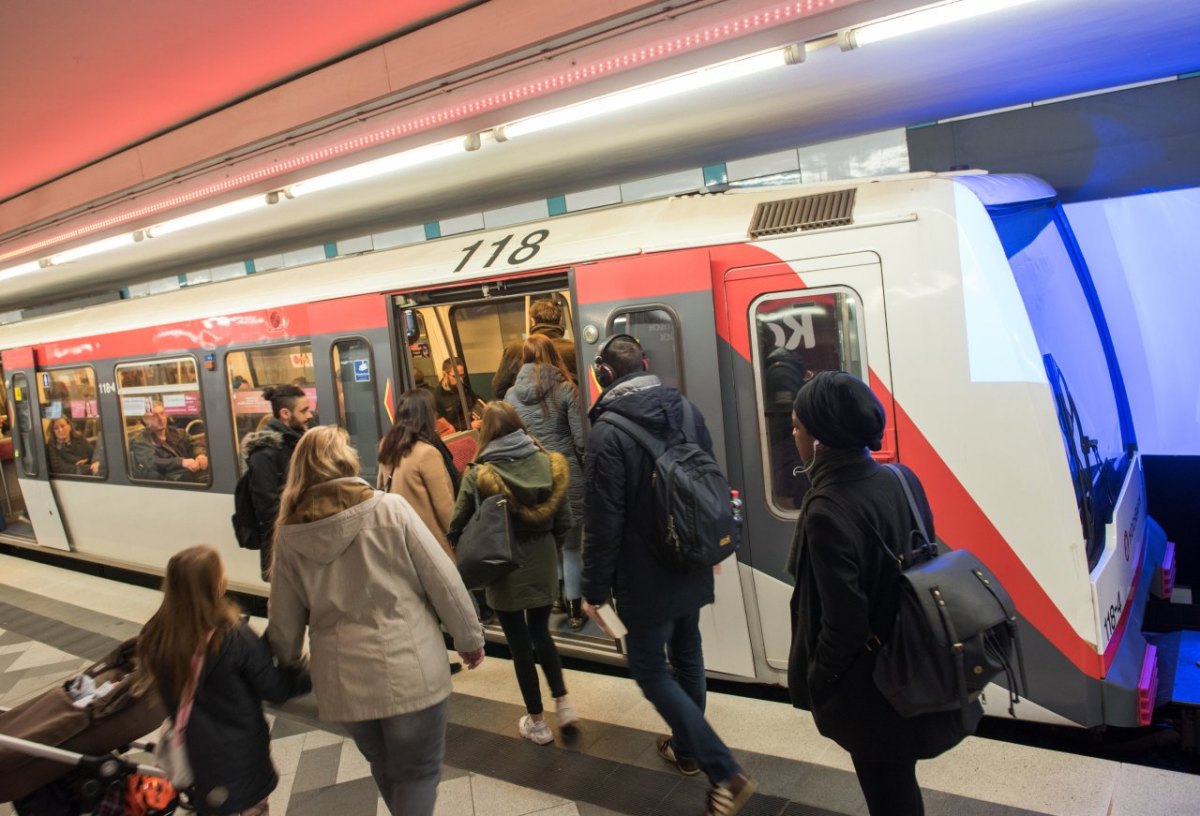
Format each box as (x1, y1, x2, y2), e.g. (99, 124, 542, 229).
(747, 189, 856, 238)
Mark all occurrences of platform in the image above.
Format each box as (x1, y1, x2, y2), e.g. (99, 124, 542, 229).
(0, 553, 1196, 816)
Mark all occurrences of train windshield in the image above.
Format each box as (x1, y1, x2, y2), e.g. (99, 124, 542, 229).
(986, 196, 1134, 569)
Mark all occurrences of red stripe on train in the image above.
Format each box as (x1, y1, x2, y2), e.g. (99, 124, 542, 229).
(709, 241, 1106, 679)
(24, 294, 388, 366)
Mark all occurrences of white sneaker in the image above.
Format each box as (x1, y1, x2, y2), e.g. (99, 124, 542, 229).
(555, 698, 580, 729)
(518, 715, 554, 745)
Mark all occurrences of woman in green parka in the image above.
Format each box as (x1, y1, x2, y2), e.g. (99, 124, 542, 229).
(448, 401, 580, 745)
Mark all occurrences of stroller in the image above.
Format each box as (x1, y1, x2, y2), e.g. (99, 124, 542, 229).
(0, 637, 177, 815)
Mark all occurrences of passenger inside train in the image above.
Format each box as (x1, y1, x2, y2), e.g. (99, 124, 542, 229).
(45, 417, 100, 477)
(128, 401, 209, 483)
(434, 357, 482, 433)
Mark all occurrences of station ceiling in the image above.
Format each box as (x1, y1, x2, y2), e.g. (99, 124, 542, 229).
(1, 0, 1198, 311)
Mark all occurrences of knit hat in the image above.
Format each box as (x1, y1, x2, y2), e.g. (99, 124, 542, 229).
(792, 371, 886, 451)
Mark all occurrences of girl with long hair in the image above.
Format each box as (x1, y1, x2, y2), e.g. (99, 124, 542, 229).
(448, 402, 580, 744)
(138, 545, 310, 816)
(46, 416, 100, 476)
(267, 426, 484, 816)
(377, 389, 458, 560)
(503, 334, 587, 630)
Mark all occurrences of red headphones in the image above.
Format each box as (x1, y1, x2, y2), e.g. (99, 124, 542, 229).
(593, 333, 648, 388)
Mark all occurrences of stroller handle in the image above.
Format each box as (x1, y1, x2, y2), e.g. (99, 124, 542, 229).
(0, 732, 165, 778)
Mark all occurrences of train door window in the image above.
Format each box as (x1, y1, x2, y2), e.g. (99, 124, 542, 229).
(610, 307, 682, 390)
(451, 298, 526, 404)
(332, 338, 380, 485)
(752, 290, 864, 513)
(12, 374, 37, 477)
(37, 366, 105, 479)
(116, 358, 211, 486)
(225, 343, 316, 471)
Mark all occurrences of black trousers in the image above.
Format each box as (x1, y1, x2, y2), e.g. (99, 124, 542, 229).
(851, 755, 924, 816)
(496, 606, 567, 716)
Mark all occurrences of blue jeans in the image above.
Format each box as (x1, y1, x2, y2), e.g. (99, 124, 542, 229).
(343, 699, 448, 816)
(624, 611, 741, 785)
(562, 524, 583, 601)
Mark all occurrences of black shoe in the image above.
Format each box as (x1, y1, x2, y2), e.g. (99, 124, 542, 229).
(449, 661, 463, 675)
(567, 598, 585, 631)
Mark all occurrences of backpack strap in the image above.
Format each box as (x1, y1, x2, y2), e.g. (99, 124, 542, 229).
(598, 412, 667, 458)
(882, 464, 923, 566)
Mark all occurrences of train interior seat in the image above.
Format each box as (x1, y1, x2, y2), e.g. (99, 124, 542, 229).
(443, 430, 479, 473)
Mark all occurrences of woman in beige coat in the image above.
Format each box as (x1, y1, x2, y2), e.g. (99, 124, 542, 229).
(267, 426, 485, 816)
(377, 388, 457, 560)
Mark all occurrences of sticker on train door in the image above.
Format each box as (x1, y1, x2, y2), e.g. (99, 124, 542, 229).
(354, 359, 371, 383)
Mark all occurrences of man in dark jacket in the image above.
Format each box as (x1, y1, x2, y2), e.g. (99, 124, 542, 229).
(242, 385, 310, 579)
(581, 335, 756, 816)
(492, 298, 577, 399)
(129, 401, 208, 483)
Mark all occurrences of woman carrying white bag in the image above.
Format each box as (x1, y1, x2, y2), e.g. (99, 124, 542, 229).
(138, 545, 311, 815)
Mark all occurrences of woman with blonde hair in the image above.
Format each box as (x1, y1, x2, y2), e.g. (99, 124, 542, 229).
(504, 334, 586, 629)
(267, 425, 484, 816)
(448, 401, 578, 744)
(138, 545, 310, 816)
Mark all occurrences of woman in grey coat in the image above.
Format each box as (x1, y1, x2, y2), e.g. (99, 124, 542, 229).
(504, 334, 586, 629)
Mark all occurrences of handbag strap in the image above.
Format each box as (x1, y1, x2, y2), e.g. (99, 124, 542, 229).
(173, 629, 212, 739)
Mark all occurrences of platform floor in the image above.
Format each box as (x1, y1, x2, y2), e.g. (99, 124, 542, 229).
(1, 553, 1197, 815)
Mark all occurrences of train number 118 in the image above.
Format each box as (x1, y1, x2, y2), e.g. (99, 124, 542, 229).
(454, 229, 549, 273)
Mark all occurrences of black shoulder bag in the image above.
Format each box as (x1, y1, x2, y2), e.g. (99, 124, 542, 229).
(868, 464, 1027, 723)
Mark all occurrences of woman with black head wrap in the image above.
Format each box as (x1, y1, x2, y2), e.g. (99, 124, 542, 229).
(786, 371, 980, 816)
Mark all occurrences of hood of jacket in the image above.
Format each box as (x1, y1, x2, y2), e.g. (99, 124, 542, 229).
(509, 363, 565, 408)
(240, 418, 302, 463)
(587, 372, 676, 432)
(530, 323, 565, 339)
(276, 477, 378, 565)
(475, 450, 569, 526)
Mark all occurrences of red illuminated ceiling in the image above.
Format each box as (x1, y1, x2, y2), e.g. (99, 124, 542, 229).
(0, 0, 469, 203)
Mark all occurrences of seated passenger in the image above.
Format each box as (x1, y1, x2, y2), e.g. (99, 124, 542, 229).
(46, 417, 100, 476)
(129, 401, 209, 482)
(434, 357, 481, 433)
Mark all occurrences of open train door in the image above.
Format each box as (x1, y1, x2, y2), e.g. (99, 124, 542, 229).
(0, 348, 71, 550)
(719, 251, 897, 674)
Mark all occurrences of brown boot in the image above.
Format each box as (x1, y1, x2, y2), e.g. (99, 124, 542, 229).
(705, 773, 757, 816)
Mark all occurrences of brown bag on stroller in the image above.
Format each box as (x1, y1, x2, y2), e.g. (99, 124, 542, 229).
(0, 637, 165, 803)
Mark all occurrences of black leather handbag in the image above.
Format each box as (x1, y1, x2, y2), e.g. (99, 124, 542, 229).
(455, 490, 520, 590)
(869, 465, 1026, 721)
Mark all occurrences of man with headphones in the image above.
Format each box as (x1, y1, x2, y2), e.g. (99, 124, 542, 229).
(581, 334, 757, 816)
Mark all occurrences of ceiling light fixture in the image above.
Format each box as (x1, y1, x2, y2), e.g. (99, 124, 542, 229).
(839, 0, 1042, 50)
(287, 137, 468, 197)
(146, 195, 270, 238)
(496, 47, 800, 141)
(0, 260, 41, 284)
(46, 233, 137, 266)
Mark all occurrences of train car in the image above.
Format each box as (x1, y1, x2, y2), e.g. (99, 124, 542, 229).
(0, 171, 1184, 732)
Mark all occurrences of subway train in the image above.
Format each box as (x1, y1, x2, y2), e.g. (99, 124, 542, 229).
(0, 171, 1181, 732)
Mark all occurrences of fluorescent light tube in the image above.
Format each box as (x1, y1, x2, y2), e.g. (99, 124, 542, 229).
(47, 233, 137, 265)
(147, 196, 268, 238)
(0, 260, 41, 283)
(499, 48, 792, 141)
(289, 138, 465, 197)
(845, 0, 1041, 48)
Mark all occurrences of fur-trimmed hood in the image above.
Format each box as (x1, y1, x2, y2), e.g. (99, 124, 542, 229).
(473, 450, 569, 526)
(240, 418, 303, 465)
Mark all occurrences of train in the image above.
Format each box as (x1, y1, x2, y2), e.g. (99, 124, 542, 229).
(0, 170, 1185, 732)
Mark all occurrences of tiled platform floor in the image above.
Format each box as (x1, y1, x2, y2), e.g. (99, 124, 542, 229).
(1, 553, 1197, 815)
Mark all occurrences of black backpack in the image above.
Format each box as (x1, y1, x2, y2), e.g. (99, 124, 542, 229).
(861, 465, 1027, 722)
(231, 468, 262, 550)
(599, 400, 740, 573)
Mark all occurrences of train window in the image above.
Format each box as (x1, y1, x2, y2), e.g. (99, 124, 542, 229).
(226, 343, 316, 471)
(752, 291, 864, 513)
(610, 307, 682, 390)
(116, 358, 211, 486)
(37, 366, 105, 479)
(12, 374, 37, 478)
(331, 338, 380, 485)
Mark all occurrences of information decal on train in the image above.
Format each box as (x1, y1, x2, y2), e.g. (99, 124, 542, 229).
(454, 229, 550, 274)
(1093, 456, 1145, 655)
(354, 359, 371, 382)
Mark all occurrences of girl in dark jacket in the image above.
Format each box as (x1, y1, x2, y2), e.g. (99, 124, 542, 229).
(46, 417, 100, 476)
(448, 401, 579, 744)
(787, 372, 980, 816)
(138, 545, 311, 815)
